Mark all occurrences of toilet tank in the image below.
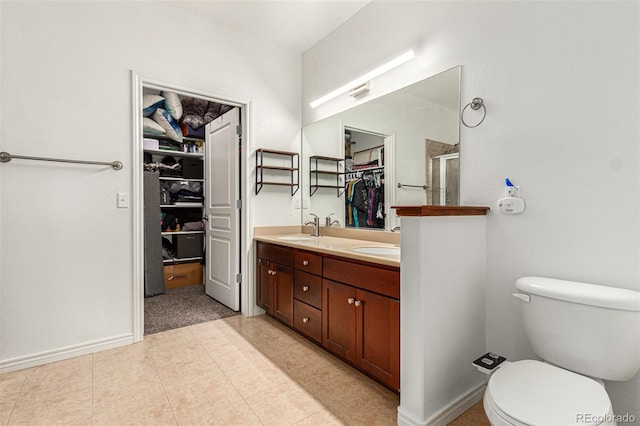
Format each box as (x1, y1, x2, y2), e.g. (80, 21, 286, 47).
(515, 276, 640, 381)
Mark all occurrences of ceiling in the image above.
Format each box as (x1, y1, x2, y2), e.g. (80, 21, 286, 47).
(168, 0, 371, 53)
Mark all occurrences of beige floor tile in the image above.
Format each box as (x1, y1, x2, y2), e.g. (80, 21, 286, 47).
(9, 387, 92, 426)
(143, 326, 198, 350)
(0, 370, 28, 393)
(3, 315, 485, 426)
(173, 399, 262, 426)
(267, 341, 335, 379)
(93, 402, 177, 426)
(448, 400, 490, 425)
(150, 339, 213, 369)
(93, 367, 166, 415)
(327, 384, 398, 426)
(245, 381, 326, 426)
(18, 356, 92, 404)
(225, 362, 296, 399)
(294, 409, 346, 425)
(207, 341, 274, 374)
(93, 346, 157, 384)
(164, 371, 244, 423)
(156, 358, 225, 389)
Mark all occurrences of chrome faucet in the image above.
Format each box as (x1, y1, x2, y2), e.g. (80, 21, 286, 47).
(305, 213, 320, 237)
(325, 213, 340, 227)
(391, 226, 401, 232)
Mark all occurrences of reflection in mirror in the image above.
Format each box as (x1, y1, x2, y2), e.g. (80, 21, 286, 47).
(301, 66, 461, 230)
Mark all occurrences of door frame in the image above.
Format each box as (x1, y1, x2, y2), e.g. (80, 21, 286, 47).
(131, 72, 251, 342)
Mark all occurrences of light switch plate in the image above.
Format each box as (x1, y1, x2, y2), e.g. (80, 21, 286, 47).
(117, 192, 129, 208)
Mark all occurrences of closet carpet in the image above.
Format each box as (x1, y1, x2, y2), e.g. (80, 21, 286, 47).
(145, 285, 239, 335)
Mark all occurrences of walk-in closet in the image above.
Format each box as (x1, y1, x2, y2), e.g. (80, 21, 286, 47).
(139, 83, 242, 335)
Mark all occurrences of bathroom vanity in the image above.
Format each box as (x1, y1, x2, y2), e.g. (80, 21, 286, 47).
(254, 232, 400, 391)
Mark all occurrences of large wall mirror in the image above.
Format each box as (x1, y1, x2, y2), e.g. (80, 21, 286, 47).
(301, 66, 461, 230)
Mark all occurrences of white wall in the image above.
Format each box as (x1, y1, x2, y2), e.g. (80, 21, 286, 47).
(303, 0, 640, 421)
(0, 1, 301, 367)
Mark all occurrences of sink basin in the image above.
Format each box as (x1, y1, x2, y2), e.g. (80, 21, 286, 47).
(352, 246, 401, 256)
(277, 236, 315, 241)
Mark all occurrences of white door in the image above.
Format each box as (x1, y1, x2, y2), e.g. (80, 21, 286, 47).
(204, 108, 240, 310)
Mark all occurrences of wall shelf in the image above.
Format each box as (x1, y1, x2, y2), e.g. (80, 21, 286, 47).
(309, 155, 344, 197)
(256, 148, 299, 195)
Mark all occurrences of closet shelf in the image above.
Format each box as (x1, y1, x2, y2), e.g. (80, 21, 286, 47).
(163, 256, 203, 264)
(161, 204, 204, 208)
(144, 148, 204, 158)
(159, 176, 204, 182)
(161, 231, 204, 236)
(256, 148, 299, 195)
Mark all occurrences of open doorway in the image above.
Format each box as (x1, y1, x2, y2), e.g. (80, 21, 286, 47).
(132, 75, 246, 339)
(344, 127, 391, 229)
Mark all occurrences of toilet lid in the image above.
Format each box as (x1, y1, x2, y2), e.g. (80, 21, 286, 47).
(488, 360, 611, 426)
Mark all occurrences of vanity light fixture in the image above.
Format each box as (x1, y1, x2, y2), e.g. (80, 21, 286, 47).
(309, 49, 416, 109)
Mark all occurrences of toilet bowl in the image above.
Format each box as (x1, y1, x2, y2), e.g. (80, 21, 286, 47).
(484, 360, 614, 426)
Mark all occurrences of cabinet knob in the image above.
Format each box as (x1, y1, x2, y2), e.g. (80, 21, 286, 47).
(302, 260, 309, 266)
(302, 317, 309, 323)
(347, 297, 355, 304)
(354, 300, 362, 307)
(302, 285, 309, 292)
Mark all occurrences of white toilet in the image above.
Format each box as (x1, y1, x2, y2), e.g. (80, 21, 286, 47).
(484, 276, 640, 426)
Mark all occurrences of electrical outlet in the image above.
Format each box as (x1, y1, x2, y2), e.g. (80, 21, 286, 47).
(505, 186, 519, 198)
(302, 198, 310, 209)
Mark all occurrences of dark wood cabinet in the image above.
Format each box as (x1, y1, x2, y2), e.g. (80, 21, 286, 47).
(322, 278, 399, 390)
(355, 287, 399, 390)
(322, 279, 357, 363)
(256, 258, 274, 314)
(256, 241, 399, 391)
(273, 264, 293, 325)
(256, 243, 294, 326)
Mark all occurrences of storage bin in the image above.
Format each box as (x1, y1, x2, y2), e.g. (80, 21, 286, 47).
(163, 262, 202, 289)
(174, 233, 203, 258)
(181, 157, 204, 179)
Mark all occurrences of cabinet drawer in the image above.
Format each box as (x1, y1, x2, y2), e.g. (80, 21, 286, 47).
(323, 257, 399, 299)
(294, 250, 322, 275)
(294, 270, 322, 309)
(257, 242, 294, 267)
(293, 300, 322, 343)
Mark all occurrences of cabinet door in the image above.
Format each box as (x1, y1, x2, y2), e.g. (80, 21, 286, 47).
(322, 279, 356, 363)
(273, 264, 293, 326)
(355, 289, 400, 390)
(256, 258, 273, 315)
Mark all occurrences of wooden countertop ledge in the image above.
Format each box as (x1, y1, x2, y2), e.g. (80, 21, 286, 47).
(392, 205, 490, 217)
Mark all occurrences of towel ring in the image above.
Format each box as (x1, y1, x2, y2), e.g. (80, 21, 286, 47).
(461, 97, 486, 128)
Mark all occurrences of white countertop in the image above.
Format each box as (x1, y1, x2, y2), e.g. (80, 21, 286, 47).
(253, 233, 400, 267)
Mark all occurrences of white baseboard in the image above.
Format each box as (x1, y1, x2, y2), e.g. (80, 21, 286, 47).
(397, 381, 487, 426)
(0, 334, 133, 373)
(427, 382, 487, 426)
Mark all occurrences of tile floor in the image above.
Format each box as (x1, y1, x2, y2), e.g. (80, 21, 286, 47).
(0, 315, 489, 425)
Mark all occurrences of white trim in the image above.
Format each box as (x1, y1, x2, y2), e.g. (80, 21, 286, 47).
(131, 72, 251, 341)
(0, 334, 133, 373)
(397, 382, 487, 426)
